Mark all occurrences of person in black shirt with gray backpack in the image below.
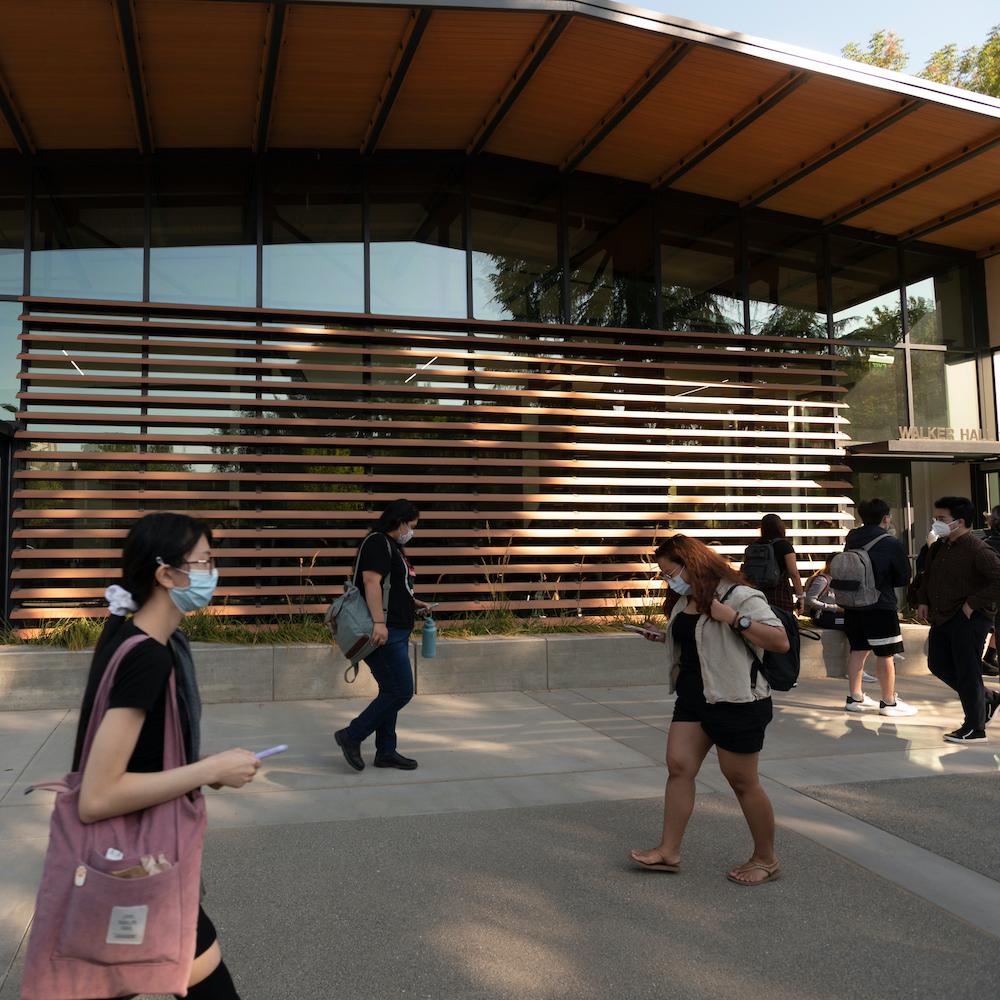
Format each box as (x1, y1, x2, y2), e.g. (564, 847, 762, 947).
(831, 498, 916, 717)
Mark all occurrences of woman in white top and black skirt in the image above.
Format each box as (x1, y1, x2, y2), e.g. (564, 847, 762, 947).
(629, 535, 790, 886)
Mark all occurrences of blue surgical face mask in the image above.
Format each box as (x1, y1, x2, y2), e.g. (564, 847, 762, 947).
(167, 568, 219, 613)
(667, 573, 692, 596)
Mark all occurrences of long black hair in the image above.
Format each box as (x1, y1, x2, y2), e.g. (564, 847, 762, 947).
(95, 512, 214, 654)
(367, 499, 420, 538)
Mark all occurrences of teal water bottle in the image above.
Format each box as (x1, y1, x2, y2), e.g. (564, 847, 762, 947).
(421, 614, 437, 658)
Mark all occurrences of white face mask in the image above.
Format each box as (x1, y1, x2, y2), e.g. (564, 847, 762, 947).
(398, 527, 414, 545)
(930, 519, 953, 539)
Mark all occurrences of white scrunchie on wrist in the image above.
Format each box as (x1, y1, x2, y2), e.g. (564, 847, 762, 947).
(105, 584, 137, 616)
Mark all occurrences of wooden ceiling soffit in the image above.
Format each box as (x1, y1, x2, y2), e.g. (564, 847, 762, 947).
(466, 13, 571, 156)
(254, 0, 287, 153)
(902, 187, 1000, 243)
(825, 128, 1000, 227)
(653, 69, 809, 191)
(113, 0, 153, 155)
(561, 40, 692, 173)
(0, 67, 33, 154)
(742, 97, 922, 210)
(360, 8, 431, 156)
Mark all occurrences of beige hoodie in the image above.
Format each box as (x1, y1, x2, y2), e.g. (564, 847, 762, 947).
(664, 581, 783, 704)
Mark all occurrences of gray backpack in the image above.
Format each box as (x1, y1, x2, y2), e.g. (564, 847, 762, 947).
(829, 534, 890, 609)
(324, 535, 393, 681)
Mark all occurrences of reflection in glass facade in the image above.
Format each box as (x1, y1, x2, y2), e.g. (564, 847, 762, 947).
(150, 153, 257, 307)
(0, 300, 20, 409)
(659, 199, 742, 334)
(837, 346, 908, 444)
(263, 153, 363, 313)
(0, 151, 988, 450)
(31, 153, 144, 300)
(470, 158, 561, 323)
(368, 158, 466, 319)
(566, 174, 655, 328)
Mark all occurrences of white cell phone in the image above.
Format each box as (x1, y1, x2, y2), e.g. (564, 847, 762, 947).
(623, 624, 658, 636)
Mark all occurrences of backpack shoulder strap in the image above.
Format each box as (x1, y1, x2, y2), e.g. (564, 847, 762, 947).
(860, 533, 891, 553)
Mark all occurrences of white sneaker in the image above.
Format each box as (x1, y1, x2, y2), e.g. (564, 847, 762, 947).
(845, 693, 878, 712)
(879, 697, 918, 717)
(862, 671, 877, 684)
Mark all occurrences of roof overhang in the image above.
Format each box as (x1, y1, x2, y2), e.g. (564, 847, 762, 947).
(0, 0, 998, 255)
(848, 440, 1000, 461)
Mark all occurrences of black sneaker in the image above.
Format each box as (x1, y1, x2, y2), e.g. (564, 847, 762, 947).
(982, 660, 1000, 677)
(374, 751, 418, 770)
(986, 693, 1000, 726)
(943, 727, 987, 744)
(334, 729, 365, 771)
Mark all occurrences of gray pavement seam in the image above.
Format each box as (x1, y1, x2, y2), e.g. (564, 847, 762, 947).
(0, 710, 69, 806)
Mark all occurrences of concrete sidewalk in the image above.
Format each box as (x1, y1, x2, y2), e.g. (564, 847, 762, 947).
(2, 675, 1000, 998)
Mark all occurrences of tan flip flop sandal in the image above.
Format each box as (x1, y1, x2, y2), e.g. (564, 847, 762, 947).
(726, 861, 780, 886)
(630, 851, 681, 873)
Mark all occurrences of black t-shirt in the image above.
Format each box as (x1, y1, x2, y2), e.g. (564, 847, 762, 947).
(672, 611, 701, 673)
(73, 621, 191, 774)
(769, 537, 795, 568)
(353, 533, 416, 631)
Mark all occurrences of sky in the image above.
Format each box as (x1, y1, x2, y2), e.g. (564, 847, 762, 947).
(634, 1, 998, 76)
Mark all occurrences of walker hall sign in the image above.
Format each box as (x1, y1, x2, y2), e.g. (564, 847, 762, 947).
(898, 426, 986, 441)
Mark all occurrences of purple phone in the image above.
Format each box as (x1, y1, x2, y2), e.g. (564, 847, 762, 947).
(255, 744, 288, 759)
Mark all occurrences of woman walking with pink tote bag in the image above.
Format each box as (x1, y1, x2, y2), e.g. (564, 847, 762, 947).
(21, 513, 259, 999)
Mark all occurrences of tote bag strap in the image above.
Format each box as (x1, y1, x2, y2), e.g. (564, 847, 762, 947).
(78, 632, 158, 768)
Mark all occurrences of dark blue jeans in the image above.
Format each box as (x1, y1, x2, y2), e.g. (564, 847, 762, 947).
(344, 628, 414, 753)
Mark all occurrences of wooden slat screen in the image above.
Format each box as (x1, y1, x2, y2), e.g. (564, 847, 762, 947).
(10, 299, 850, 622)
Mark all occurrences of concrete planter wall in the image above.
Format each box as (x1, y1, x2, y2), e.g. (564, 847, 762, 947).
(0, 626, 932, 711)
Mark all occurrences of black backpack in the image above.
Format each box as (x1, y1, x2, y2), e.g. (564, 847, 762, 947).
(741, 540, 782, 589)
(721, 586, 801, 692)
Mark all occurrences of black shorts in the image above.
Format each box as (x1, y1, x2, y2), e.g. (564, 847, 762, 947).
(672, 688, 773, 754)
(843, 608, 904, 656)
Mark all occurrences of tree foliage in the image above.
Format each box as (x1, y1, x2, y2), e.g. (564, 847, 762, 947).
(842, 25, 1000, 97)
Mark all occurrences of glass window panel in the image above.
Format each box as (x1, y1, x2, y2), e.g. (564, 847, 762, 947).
(31, 153, 143, 300)
(0, 154, 24, 294)
(911, 351, 980, 431)
(263, 152, 363, 312)
(837, 345, 907, 444)
(470, 157, 561, 323)
(746, 219, 826, 337)
(830, 238, 902, 344)
(567, 174, 655, 328)
(0, 299, 21, 409)
(904, 250, 976, 349)
(151, 153, 257, 307)
(369, 157, 466, 319)
(659, 197, 743, 334)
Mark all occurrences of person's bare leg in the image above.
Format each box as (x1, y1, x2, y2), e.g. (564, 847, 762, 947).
(847, 649, 869, 701)
(188, 940, 222, 987)
(630, 722, 712, 867)
(873, 654, 895, 703)
(717, 748, 777, 884)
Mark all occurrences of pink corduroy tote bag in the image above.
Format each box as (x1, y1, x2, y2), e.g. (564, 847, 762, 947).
(20, 633, 207, 999)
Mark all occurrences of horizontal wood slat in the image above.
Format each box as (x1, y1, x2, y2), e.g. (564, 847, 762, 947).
(9, 299, 850, 622)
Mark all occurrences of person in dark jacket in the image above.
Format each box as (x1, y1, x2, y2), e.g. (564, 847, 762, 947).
(981, 506, 1000, 677)
(843, 498, 916, 717)
(917, 496, 1000, 743)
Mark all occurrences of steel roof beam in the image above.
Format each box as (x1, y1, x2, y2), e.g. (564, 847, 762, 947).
(560, 40, 692, 174)
(361, 8, 431, 156)
(0, 71, 33, 156)
(466, 13, 571, 157)
(653, 70, 809, 191)
(741, 97, 922, 210)
(113, 0, 154, 156)
(902, 188, 1000, 244)
(254, 0, 288, 154)
(824, 129, 1000, 228)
